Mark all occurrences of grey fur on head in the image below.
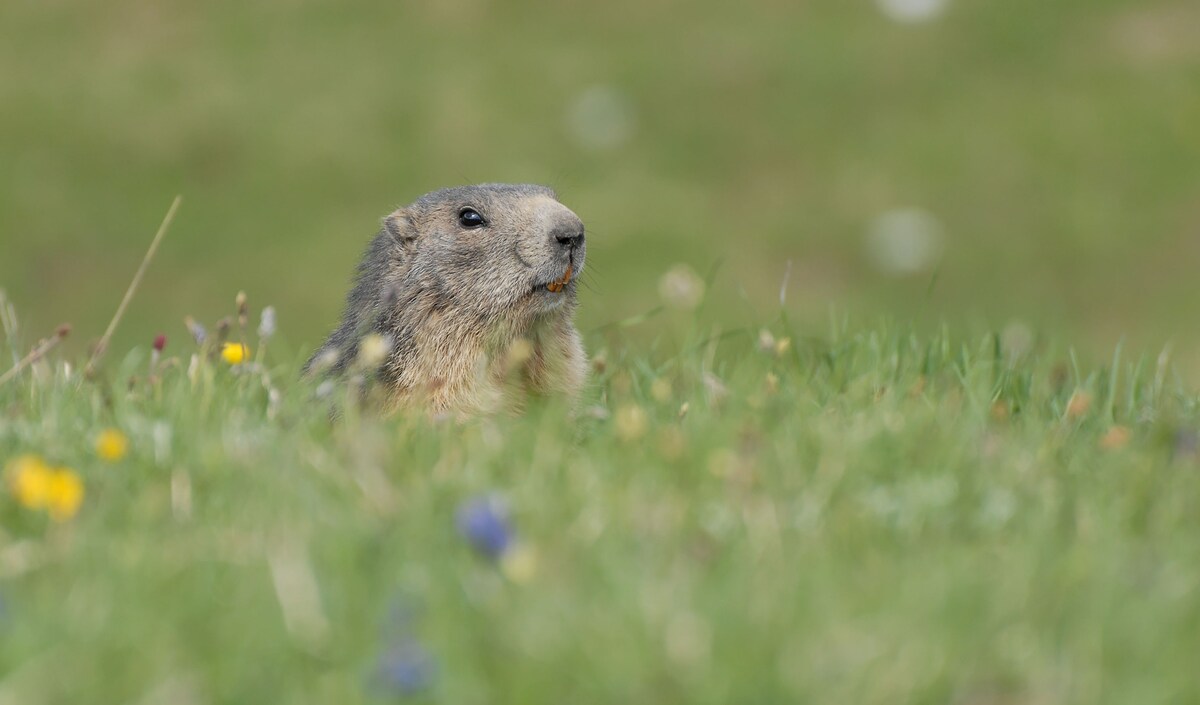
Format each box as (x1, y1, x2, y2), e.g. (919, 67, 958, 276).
(306, 183, 589, 415)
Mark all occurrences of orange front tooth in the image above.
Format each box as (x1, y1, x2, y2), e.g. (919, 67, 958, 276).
(546, 263, 573, 293)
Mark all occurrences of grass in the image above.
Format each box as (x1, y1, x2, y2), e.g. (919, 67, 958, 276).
(2, 300, 1199, 704)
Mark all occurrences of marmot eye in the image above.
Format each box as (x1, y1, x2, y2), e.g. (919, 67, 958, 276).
(458, 208, 486, 228)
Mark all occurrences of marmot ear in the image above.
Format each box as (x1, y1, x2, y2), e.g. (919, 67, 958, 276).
(384, 209, 416, 243)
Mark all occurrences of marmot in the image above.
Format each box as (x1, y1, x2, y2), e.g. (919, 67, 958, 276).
(306, 183, 588, 415)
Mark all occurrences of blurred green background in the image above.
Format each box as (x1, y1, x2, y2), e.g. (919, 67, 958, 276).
(1, 0, 1198, 364)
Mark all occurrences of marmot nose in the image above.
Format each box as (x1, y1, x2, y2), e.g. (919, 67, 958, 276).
(554, 227, 585, 250)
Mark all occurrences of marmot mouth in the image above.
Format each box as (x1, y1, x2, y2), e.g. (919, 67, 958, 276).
(539, 263, 574, 294)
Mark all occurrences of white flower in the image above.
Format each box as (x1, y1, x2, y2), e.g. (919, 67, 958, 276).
(865, 208, 944, 276)
(658, 264, 705, 310)
(565, 85, 637, 151)
(876, 0, 949, 24)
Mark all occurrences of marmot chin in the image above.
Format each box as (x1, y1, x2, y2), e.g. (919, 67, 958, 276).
(306, 183, 588, 415)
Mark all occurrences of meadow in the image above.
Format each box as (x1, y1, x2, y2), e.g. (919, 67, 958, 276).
(2, 291, 1199, 703)
(2, 0, 1200, 702)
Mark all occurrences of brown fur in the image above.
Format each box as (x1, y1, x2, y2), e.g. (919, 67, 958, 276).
(306, 184, 588, 415)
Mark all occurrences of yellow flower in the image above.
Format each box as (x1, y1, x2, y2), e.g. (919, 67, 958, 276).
(6, 456, 85, 521)
(614, 404, 648, 442)
(95, 428, 129, 462)
(221, 342, 251, 365)
(45, 468, 84, 521)
(7, 454, 53, 509)
(650, 378, 672, 404)
(500, 543, 538, 584)
(357, 333, 393, 368)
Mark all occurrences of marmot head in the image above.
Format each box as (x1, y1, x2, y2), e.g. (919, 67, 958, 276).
(309, 183, 590, 410)
(384, 183, 586, 318)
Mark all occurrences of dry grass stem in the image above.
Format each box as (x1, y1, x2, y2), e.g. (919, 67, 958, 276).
(0, 324, 71, 387)
(86, 195, 182, 376)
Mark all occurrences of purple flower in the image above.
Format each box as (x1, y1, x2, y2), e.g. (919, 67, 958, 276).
(375, 642, 436, 695)
(1174, 429, 1199, 459)
(456, 495, 514, 560)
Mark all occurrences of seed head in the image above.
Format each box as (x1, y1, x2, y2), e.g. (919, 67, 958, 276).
(258, 306, 277, 340)
(357, 334, 392, 369)
(184, 317, 207, 345)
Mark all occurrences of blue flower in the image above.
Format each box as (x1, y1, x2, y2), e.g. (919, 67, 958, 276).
(455, 495, 514, 560)
(375, 641, 436, 696)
